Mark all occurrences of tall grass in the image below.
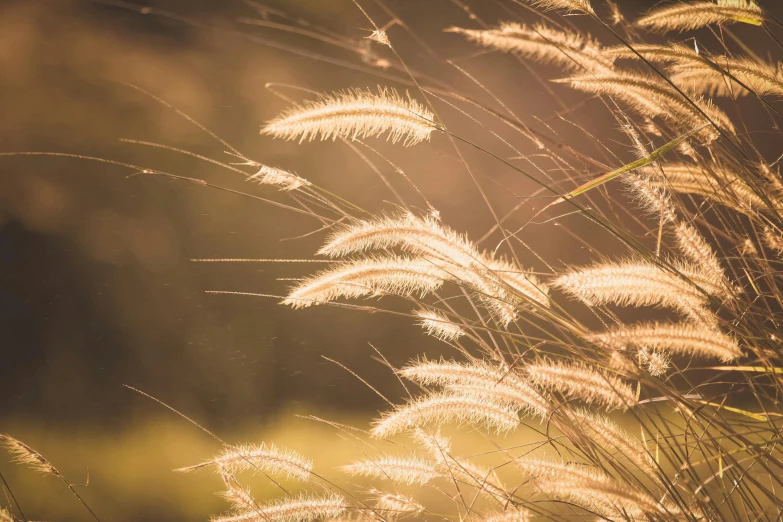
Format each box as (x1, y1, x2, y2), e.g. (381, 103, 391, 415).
(4, 0, 783, 521)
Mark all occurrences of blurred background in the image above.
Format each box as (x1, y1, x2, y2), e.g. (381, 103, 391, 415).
(0, 0, 770, 519)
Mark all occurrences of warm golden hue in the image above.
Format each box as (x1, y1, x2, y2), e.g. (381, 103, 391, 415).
(261, 88, 435, 146)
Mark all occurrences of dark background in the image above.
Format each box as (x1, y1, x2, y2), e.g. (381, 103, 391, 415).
(0, 0, 777, 519)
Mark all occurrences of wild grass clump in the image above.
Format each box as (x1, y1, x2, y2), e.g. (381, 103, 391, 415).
(6, 0, 783, 521)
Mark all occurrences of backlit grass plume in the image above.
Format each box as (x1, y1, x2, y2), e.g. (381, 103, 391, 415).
(248, 166, 311, 191)
(448, 23, 613, 72)
(517, 457, 680, 519)
(318, 213, 478, 262)
(643, 163, 768, 215)
(399, 358, 550, 418)
(370, 490, 424, 517)
(672, 56, 783, 98)
(523, 0, 594, 14)
(261, 87, 435, 146)
(0, 434, 59, 477)
(607, 43, 783, 98)
(603, 42, 709, 64)
(318, 213, 550, 314)
(371, 392, 521, 439)
(413, 309, 467, 342)
(673, 221, 728, 288)
(48, 1, 783, 521)
(566, 409, 660, 481)
(482, 509, 531, 522)
(177, 443, 312, 481)
(636, 0, 764, 32)
(343, 455, 442, 485)
(763, 226, 783, 255)
(408, 429, 509, 500)
(0, 434, 100, 521)
(221, 482, 259, 513)
(211, 494, 347, 522)
(556, 71, 735, 141)
(281, 256, 449, 308)
(526, 361, 636, 410)
(554, 259, 717, 322)
(588, 321, 741, 361)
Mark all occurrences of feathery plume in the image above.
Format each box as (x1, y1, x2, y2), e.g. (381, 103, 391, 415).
(0, 508, 15, 522)
(603, 43, 779, 109)
(412, 429, 452, 458)
(518, 458, 677, 519)
(248, 166, 311, 191)
(343, 455, 442, 485)
(565, 409, 659, 481)
(603, 42, 708, 64)
(759, 162, 783, 194)
(371, 393, 520, 439)
(177, 443, 312, 481)
(675, 259, 734, 302)
(607, 0, 625, 24)
(370, 490, 424, 516)
(410, 429, 508, 500)
(622, 171, 678, 224)
(443, 383, 549, 421)
(448, 23, 612, 72)
(638, 347, 673, 376)
(222, 483, 260, 513)
(281, 256, 449, 308)
(643, 163, 767, 214)
(763, 227, 783, 255)
(554, 259, 713, 321)
(607, 350, 637, 376)
(673, 221, 727, 289)
(636, 0, 764, 32)
(318, 213, 478, 263)
(212, 494, 347, 522)
(261, 87, 435, 146)
(366, 30, 390, 47)
(588, 321, 742, 361)
(481, 509, 531, 522)
(556, 71, 735, 141)
(447, 458, 510, 501)
(527, 361, 636, 410)
(318, 213, 548, 324)
(485, 257, 551, 308)
(400, 358, 550, 419)
(741, 236, 759, 256)
(521, 0, 594, 14)
(400, 358, 517, 387)
(414, 310, 466, 342)
(0, 434, 60, 477)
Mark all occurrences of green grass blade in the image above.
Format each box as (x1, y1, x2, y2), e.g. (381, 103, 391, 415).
(546, 124, 708, 209)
